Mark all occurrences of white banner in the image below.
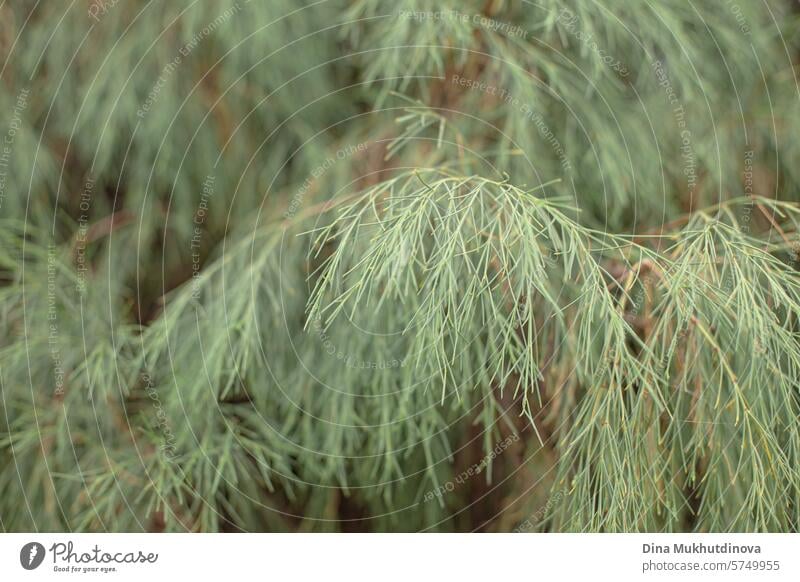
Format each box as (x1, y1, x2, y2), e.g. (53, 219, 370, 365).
(1, 533, 797, 581)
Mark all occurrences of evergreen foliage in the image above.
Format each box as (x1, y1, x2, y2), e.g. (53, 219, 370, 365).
(1, 0, 799, 532)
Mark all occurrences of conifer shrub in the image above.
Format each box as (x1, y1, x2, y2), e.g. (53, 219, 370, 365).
(1, 0, 799, 532)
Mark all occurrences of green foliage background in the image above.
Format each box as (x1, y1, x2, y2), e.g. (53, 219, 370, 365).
(1, 0, 800, 532)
